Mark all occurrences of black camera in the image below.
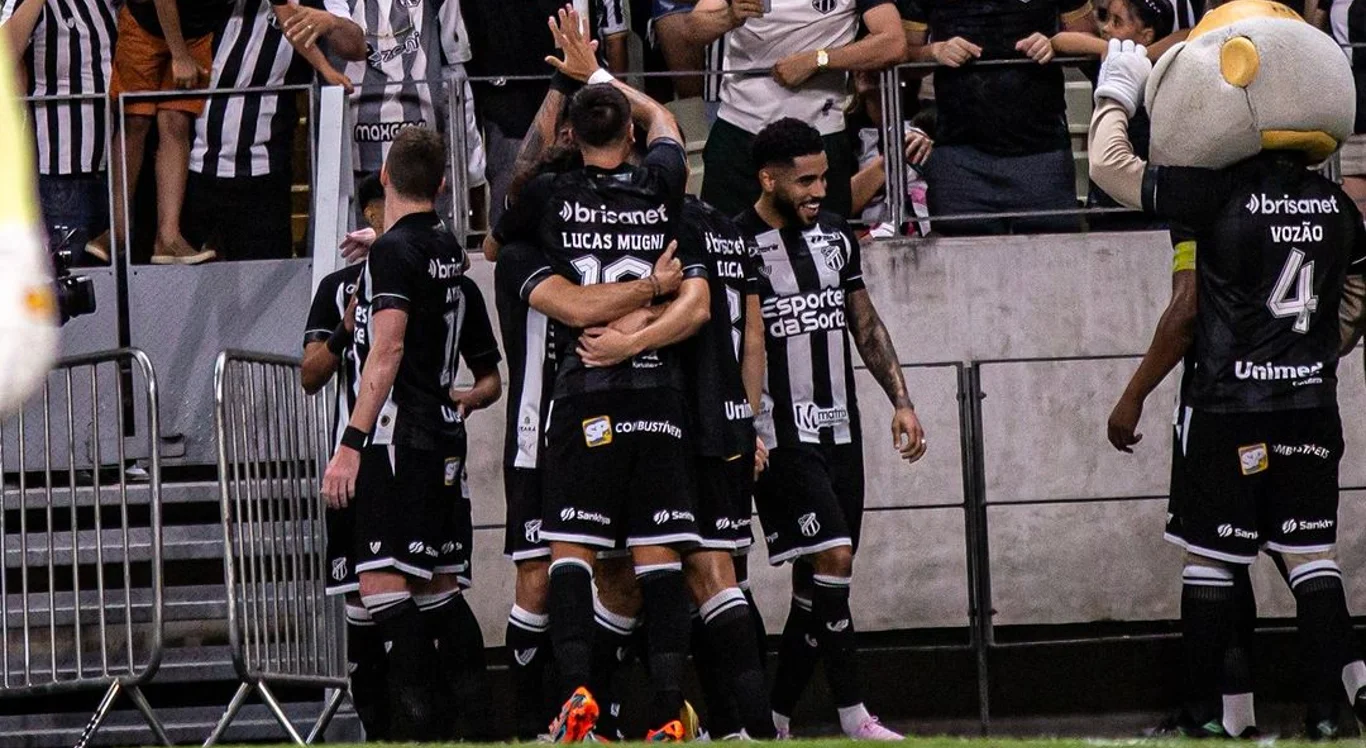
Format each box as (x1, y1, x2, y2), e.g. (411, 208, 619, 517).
(50, 227, 96, 325)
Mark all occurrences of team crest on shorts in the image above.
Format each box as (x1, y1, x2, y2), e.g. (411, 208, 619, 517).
(1238, 443, 1269, 476)
(525, 519, 542, 544)
(798, 512, 821, 537)
(583, 416, 613, 447)
(331, 557, 347, 582)
(444, 457, 462, 486)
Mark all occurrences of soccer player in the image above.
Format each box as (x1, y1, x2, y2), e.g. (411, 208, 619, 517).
(320, 127, 501, 741)
(1092, 38, 1366, 732)
(487, 7, 708, 741)
(739, 117, 926, 741)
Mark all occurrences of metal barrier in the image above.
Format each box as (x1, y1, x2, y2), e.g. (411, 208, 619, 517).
(208, 350, 345, 746)
(0, 348, 166, 748)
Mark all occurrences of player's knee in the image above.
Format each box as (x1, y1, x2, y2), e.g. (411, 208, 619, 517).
(684, 550, 736, 605)
(416, 573, 462, 597)
(810, 546, 853, 578)
(515, 559, 550, 611)
(155, 109, 192, 140)
(358, 570, 410, 599)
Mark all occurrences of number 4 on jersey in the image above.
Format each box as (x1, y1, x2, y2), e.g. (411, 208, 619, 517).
(1267, 248, 1318, 335)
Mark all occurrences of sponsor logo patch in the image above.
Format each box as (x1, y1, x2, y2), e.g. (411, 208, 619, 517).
(1238, 443, 1269, 476)
(652, 510, 695, 525)
(1272, 443, 1332, 459)
(1216, 523, 1258, 540)
(583, 416, 613, 447)
(1281, 518, 1335, 534)
(444, 457, 461, 486)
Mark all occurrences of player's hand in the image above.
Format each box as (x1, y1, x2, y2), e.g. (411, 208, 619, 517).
(754, 436, 770, 479)
(931, 37, 982, 68)
(321, 66, 354, 95)
(892, 406, 926, 463)
(1015, 32, 1054, 65)
(577, 327, 639, 368)
(545, 5, 602, 83)
(651, 240, 683, 295)
(727, 0, 765, 26)
(170, 54, 206, 90)
(282, 5, 338, 49)
(1107, 395, 1144, 453)
(1094, 38, 1151, 118)
(449, 387, 479, 419)
(904, 128, 933, 165)
(608, 307, 654, 335)
(343, 295, 358, 333)
(773, 51, 820, 89)
(339, 227, 377, 261)
(321, 446, 360, 509)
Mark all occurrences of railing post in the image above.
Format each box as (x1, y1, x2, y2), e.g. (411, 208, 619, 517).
(960, 362, 993, 734)
(879, 66, 907, 227)
(447, 75, 472, 243)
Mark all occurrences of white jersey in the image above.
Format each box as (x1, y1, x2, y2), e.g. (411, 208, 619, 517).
(718, 0, 888, 136)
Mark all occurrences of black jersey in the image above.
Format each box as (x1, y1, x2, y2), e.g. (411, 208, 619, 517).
(737, 209, 866, 448)
(494, 242, 559, 469)
(1143, 152, 1366, 413)
(353, 212, 487, 448)
(304, 264, 365, 450)
(680, 197, 758, 459)
(493, 139, 706, 398)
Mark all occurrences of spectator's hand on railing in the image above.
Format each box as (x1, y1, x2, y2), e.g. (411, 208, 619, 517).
(1015, 32, 1055, 65)
(545, 5, 602, 83)
(321, 66, 354, 95)
(773, 51, 820, 88)
(930, 37, 982, 68)
(904, 128, 933, 166)
(339, 227, 376, 261)
(282, 5, 341, 50)
(1094, 38, 1151, 118)
(171, 53, 206, 90)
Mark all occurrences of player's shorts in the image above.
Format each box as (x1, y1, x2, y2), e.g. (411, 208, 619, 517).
(694, 454, 755, 552)
(353, 443, 468, 579)
(1179, 407, 1342, 565)
(109, 6, 213, 117)
(754, 441, 865, 566)
(541, 388, 700, 549)
(324, 502, 359, 596)
(1340, 132, 1366, 178)
(442, 495, 475, 589)
(504, 466, 550, 561)
(1163, 404, 1192, 547)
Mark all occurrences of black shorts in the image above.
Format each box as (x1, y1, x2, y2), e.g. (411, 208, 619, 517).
(1164, 404, 1192, 547)
(504, 466, 550, 561)
(324, 502, 359, 596)
(1180, 407, 1342, 565)
(695, 455, 754, 552)
(754, 442, 865, 565)
(541, 389, 700, 549)
(353, 444, 468, 580)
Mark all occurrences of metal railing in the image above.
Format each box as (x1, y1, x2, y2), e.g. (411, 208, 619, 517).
(208, 350, 345, 746)
(0, 348, 166, 748)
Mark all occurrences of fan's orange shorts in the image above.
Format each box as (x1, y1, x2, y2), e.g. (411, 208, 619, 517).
(108, 5, 213, 118)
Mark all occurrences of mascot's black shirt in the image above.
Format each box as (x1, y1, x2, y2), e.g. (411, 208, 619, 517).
(1142, 152, 1366, 414)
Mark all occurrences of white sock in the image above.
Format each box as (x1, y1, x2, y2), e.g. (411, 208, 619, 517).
(1222, 692, 1255, 736)
(1342, 660, 1366, 698)
(837, 703, 872, 735)
(771, 711, 790, 735)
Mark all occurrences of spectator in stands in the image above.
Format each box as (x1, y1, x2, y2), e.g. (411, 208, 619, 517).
(1316, 0, 1366, 214)
(685, 0, 907, 219)
(186, 0, 363, 261)
(846, 71, 934, 238)
(902, 0, 1093, 235)
(1, 0, 119, 265)
(94, 0, 232, 264)
(463, 0, 628, 229)
(642, 0, 704, 101)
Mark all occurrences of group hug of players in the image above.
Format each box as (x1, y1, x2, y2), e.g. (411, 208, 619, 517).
(305, 6, 925, 742)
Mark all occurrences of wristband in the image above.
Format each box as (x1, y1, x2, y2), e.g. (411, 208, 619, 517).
(340, 425, 369, 451)
(550, 70, 584, 96)
(326, 322, 353, 356)
(587, 68, 616, 86)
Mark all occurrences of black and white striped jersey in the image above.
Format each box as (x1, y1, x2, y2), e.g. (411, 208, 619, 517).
(737, 209, 866, 447)
(493, 242, 558, 469)
(190, 0, 350, 179)
(0, 0, 117, 176)
(303, 263, 364, 450)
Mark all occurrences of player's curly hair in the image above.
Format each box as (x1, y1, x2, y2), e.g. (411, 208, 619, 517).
(751, 117, 824, 174)
(569, 84, 631, 148)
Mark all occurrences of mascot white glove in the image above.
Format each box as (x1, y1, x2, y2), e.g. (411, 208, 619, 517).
(1094, 38, 1152, 119)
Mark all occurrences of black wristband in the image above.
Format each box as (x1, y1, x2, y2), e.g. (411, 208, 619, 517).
(326, 322, 353, 357)
(550, 70, 584, 97)
(340, 426, 368, 451)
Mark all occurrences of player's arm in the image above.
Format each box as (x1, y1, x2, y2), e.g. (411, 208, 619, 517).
(320, 307, 406, 506)
(577, 277, 711, 367)
(450, 279, 504, 416)
(530, 249, 682, 328)
(773, 3, 905, 89)
(848, 288, 926, 462)
(300, 275, 355, 393)
(683, 0, 761, 47)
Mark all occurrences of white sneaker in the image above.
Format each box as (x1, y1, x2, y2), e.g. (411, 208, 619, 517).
(774, 725, 791, 740)
(720, 730, 754, 741)
(850, 717, 903, 741)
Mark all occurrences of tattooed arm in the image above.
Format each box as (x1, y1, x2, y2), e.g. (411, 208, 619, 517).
(847, 288, 927, 462)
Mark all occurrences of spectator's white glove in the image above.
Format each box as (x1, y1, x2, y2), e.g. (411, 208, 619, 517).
(1094, 38, 1151, 119)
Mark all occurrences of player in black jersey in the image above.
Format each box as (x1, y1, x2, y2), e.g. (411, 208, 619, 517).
(485, 8, 708, 741)
(320, 127, 503, 741)
(739, 118, 926, 741)
(1091, 42, 1366, 730)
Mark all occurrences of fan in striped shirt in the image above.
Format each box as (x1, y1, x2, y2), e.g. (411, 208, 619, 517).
(0, 0, 117, 263)
(184, 0, 363, 260)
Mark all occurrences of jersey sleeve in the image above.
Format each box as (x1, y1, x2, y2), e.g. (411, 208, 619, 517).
(840, 225, 867, 293)
(644, 139, 689, 205)
(303, 273, 343, 348)
(898, 0, 927, 30)
(1348, 201, 1366, 275)
(493, 173, 553, 247)
(1140, 165, 1234, 230)
(495, 242, 556, 302)
(457, 278, 503, 370)
(366, 240, 422, 314)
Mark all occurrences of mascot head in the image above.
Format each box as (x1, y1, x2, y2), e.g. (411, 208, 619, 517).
(1145, 0, 1355, 168)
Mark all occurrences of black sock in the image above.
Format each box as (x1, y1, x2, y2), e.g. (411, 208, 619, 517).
(507, 605, 553, 738)
(638, 565, 691, 730)
(1181, 565, 1237, 726)
(1291, 564, 1359, 704)
(368, 595, 445, 741)
(346, 606, 389, 741)
(770, 593, 817, 719)
(1220, 566, 1257, 734)
(421, 591, 494, 740)
(692, 613, 742, 737)
(590, 599, 638, 740)
(701, 588, 777, 738)
(811, 574, 861, 709)
(741, 586, 768, 671)
(548, 559, 596, 702)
